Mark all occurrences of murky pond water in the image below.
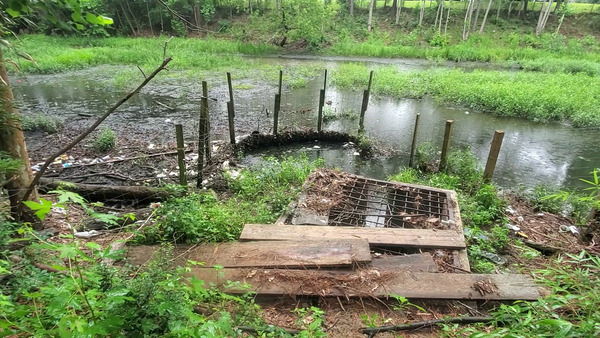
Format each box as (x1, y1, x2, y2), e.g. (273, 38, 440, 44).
(11, 56, 599, 189)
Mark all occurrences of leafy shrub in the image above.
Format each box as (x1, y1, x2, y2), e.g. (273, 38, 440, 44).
(429, 32, 449, 47)
(93, 128, 116, 152)
(20, 114, 63, 134)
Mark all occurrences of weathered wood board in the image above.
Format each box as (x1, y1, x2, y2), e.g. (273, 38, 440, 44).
(240, 224, 466, 249)
(371, 253, 438, 273)
(126, 239, 371, 268)
(190, 268, 540, 301)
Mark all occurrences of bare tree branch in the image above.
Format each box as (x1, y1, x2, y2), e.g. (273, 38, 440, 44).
(20, 50, 174, 211)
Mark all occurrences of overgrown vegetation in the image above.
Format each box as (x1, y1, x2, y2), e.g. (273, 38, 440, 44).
(390, 147, 510, 273)
(20, 114, 63, 134)
(137, 156, 323, 244)
(333, 64, 600, 127)
(93, 128, 116, 153)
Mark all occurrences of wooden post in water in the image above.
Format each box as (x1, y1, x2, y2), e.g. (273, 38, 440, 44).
(359, 71, 374, 133)
(227, 101, 236, 145)
(278, 70, 283, 97)
(317, 89, 325, 132)
(409, 113, 421, 168)
(323, 69, 328, 92)
(227, 72, 235, 118)
(201, 81, 210, 162)
(483, 130, 505, 181)
(439, 119, 454, 171)
(359, 90, 369, 132)
(273, 94, 281, 135)
(175, 124, 187, 186)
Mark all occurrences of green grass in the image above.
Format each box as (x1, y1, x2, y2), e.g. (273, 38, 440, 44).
(138, 156, 323, 244)
(333, 63, 600, 127)
(11, 35, 278, 74)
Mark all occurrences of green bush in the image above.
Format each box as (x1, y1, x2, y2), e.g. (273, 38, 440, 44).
(20, 114, 63, 134)
(93, 128, 116, 152)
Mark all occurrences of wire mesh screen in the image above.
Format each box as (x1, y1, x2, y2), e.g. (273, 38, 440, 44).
(328, 176, 453, 228)
(292, 169, 455, 229)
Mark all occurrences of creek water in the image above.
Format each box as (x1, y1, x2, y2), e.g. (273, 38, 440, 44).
(11, 56, 599, 189)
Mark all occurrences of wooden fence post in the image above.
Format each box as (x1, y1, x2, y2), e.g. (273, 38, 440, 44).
(175, 124, 187, 186)
(317, 89, 325, 132)
(201, 81, 210, 162)
(323, 69, 328, 92)
(278, 70, 283, 97)
(227, 101, 235, 145)
(273, 94, 281, 135)
(483, 130, 505, 181)
(359, 71, 374, 133)
(409, 113, 421, 168)
(359, 90, 369, 132)
(227, 72, 234, 118)
(439, 120, 454, 171)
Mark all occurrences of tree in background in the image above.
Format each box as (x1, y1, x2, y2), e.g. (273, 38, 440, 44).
(0, 1, 112, 221)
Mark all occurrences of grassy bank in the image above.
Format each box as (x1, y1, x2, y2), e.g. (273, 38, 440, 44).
(333, 63, 600, 127)
(11, 35, 277, 74)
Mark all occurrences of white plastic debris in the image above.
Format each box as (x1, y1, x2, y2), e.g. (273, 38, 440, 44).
(102, 155, 111, 161)
(164, 118, 173, 124)
(506, 224, 521, 231)
(168, 171, 177, 176)
(517, 216, 524, 223)
(559, 225, 579, 235)
(221, 160, 230, 171)
(148, 143, 156, 150)
(353, 152, 360, 156)
(465, 111, 470, 115)
(536, 213, 544, 216)
(156, 173, 167, 178)
(74, 230, 102, 238)
(313, 145, 321, 149)
(506, 206, 517, 215)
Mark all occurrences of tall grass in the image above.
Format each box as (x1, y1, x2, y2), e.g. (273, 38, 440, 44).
(333, 63, 600, 127)
(12, 35, 278, 74)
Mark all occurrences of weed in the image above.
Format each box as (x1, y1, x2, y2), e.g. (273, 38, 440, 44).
(294, 306, 326, 337)
(139, 156, 323, 244)
(390, 294, 426, 312)
(20, 114, 63, 134)
(93, 128, 116, 153)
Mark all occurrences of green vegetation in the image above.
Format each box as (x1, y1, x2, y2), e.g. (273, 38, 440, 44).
(93, 128, 116, 152)
(390, 147, 510, 273)
(138, 156, 323, 244)
(20, 114, 63, 134)
(446, 251, 600, 337)
(333, 63, 600, 127)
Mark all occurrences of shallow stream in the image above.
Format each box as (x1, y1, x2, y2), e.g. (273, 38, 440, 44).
(12, 55, 599, 189)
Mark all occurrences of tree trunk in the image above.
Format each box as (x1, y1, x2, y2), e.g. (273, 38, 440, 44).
(471, 0, 483, 32)
(392, 0, 398, 13)
(419, 0, 425, 26)
(519, 0, 528, 18)
(536, 0, 554, 35)
(368, 0, 374, 32)
(463, 0, 476, 40)
(479, 0, 493, 34)
(0, 49, 37, 221)
(146, 0, 154, 35)
(395, 0, 404, 24)
(554, 0, 563, 13)
(445, 7, 450, 34)
(350, 0, 354, 16)
(496, 0, 501, 21)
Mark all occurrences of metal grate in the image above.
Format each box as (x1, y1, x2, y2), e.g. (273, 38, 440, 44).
(327, 177, 453, 229)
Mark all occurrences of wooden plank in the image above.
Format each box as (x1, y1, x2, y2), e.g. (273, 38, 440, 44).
(190, 268, 540, 301)
(126, 240, 371, 268)
(240, 224, 466, 249)
(371, 253, 439, 273)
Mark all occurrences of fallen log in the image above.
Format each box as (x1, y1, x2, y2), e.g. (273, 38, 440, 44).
(39, 178, 181, 203)
(361, 316, 494, 336)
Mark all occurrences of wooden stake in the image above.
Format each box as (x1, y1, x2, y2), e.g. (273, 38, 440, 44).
(439, 120, 454, 171)
(409, 113, 421, 168)
(367, 70, 374, 93)
(317, 89, 325, 132)
(175, 124, 187, 186)
(278, 70, 283, 97)
(227, 101, 236, 145)
(227, 72, 234, 118)
(273, 94, 281, 135)
(323, 69, 328, 91)
(201, 81, 210, 162)
(359, 89, 369, 132)
(483, 130, 505, 181)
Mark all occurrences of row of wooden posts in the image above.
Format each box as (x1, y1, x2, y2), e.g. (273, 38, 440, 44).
(172, 70, 505, 187)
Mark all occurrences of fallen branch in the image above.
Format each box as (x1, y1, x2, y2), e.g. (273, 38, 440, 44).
(360, 316, 493, 336)
(523, 240, 561, 255)
(39, 178, 182, 202)
(60, 150, 191, 170)
(20, 47, 173, 213)
(236, 326, 299, 335)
